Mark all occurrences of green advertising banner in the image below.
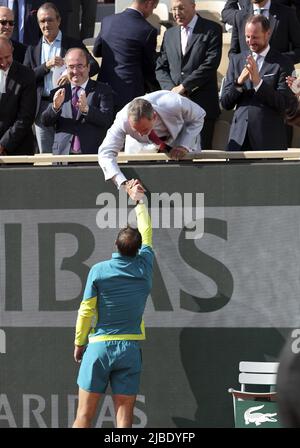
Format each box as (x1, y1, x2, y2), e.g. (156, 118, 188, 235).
(0, 162, 300, 427)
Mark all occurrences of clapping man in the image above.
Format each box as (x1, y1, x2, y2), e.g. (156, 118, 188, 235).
(41, 47, 113, 154)
(24, 2, 99, 153)
(221, 15, 295, 151)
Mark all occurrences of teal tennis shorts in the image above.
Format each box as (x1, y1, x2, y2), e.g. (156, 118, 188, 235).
(77, 340, 142, 395)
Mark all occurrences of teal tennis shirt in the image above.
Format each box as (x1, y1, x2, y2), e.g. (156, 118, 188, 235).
(75, 204, 153, 345)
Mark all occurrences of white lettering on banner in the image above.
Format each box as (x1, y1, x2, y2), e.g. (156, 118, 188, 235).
(291, 328, 300, 354)
(0, 329, 6, 353)
(1, 206, 300, 328)
(0, 394, 147, 428)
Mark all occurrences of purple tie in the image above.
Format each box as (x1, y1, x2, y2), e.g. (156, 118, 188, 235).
(71, 86, 81, 153)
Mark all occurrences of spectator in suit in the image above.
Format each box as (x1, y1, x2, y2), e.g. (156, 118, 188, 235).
(222, 0, 300, 27)
(228, 0, 300, 65)
(24, 2, 99, 153)
(98, 91, 206, 190)
(0, 1, 72, 45)
(0, 36, 36, 155)
(93, 0, 160, 114)
(156, 0, 222, 149)
(41, 48, 114, 155)
(221, 15, 295, 151)
(0, 6, 26, 62)
(67, 0, 97, 41)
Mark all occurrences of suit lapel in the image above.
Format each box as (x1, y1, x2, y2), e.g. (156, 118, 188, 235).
(175, 27, 182, 59)
(184, 15, 201, 56)
(84, 79, 95, 99)
(5, 61, 18, 93)
(34, 39, 42, 65)
(63, 85, 73, 118)
(259, 49, 275, 78)
(268, 5, 279, 40)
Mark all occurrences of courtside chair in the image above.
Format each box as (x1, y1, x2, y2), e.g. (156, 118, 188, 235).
(228, 361, 281, 428)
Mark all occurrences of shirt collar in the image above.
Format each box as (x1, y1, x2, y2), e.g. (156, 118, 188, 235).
(253, 44, 270, 59)
(1, 67, 10, 76)
(42, 30, 62, 45)
(112, 252, 135, 260)
(71, 79, 89, 90)
(253, 0, 271, 12)
(181, 13, 198, 32)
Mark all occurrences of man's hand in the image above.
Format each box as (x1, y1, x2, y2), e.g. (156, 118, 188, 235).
(169, 146, 188, 160)
(57, 74, 69, 87)
(45, 55, 65, 70)
(74, 345, 86, 363)
(245, 55, 261, 87)
(78, 91, 89, 114)
(124, 179, 145, 202)
(237, 66, 250, 85)
(0, 144, 7, 155)
(53, 88, 65, 111)
(286, 76, 300, 98)
(171, 84, 186, 95)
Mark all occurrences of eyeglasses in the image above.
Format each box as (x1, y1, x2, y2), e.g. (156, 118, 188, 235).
(66, 64, 87, 71)
(0, 20, 15, 26)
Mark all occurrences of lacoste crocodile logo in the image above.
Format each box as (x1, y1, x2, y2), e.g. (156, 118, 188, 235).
(244, 404, 277, 426)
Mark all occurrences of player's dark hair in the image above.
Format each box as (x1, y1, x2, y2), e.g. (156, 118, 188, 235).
(116, 226, 142, 257)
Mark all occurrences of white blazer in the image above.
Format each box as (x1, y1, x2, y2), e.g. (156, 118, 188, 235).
(98, 90, 206, 187)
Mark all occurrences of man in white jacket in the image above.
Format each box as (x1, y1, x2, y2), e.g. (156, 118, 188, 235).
(98, 90, 206, 191)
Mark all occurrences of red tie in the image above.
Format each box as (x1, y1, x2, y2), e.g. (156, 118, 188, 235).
(148, 130, 171, 152)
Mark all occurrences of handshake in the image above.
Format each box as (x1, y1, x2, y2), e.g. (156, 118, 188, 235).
(123, 179, 146, 202)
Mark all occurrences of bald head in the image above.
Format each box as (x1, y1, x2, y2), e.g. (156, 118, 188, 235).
(0, 7, 14, 39)
(0, 36, 13, 71)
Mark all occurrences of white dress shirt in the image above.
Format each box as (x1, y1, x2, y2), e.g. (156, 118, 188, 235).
(253, 0, 271, 18)
(181, 14, 198, 55)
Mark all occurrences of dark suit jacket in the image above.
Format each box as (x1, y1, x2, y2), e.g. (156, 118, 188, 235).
(93, 8, 159, 111)
(0, 61, 36, 155)
(40, 80, 114, 154)
(12, 39, 27, 63)
(0, 0, 72, 45)
(229, 3, 300, 64)
(156, 14, 222, 120)
(221, 48, 295, 150)
(23, 34, 99, 114)
(222, 0, 300, 26)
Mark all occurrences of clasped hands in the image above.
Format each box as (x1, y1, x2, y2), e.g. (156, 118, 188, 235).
(237, 54, 261, 87)
(53, 88, 89, 114)
(286, 75, 300, 99)
(45, 56, 69, 86)
(124, 179, 146, 202)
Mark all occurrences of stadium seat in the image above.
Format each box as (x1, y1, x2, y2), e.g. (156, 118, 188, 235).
(228, 361, 281, 428)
